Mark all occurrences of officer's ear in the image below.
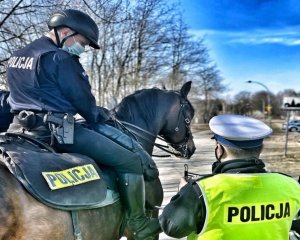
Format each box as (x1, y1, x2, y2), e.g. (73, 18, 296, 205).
(216, 143, 227, 161)
(219, 144, 228, 161)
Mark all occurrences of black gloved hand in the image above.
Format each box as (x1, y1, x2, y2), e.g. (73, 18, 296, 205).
(291, 219, 300, 234)
(141, 155, 159, 181)
(97, 106, 111, 123)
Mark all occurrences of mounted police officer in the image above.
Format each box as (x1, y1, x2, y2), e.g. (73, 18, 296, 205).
(6, 9, 161, 240)
(159, 114, 300, 240)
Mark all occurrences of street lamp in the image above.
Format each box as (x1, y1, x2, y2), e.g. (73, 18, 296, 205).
(246, 80, 271, 126)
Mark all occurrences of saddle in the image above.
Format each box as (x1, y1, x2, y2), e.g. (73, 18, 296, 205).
(0, 133, 119, 210)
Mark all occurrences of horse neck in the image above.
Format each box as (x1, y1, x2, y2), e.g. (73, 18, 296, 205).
(116, 95, 168, 155)
(126, 113, 163, 155)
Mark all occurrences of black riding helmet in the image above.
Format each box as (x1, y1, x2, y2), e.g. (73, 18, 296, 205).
(48, 9, 100, 49)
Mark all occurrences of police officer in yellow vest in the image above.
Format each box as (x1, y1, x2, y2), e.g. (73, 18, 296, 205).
(159, 114, 300, 240)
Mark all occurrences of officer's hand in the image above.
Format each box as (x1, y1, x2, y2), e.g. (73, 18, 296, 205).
(143, 158, 159, 181)
(97, 106, 111, 123)
(178, 177, 187, 191)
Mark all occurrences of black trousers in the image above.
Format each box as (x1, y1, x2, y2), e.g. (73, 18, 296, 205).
(56, 123, 158, 180)
(8, 116, 159, 180)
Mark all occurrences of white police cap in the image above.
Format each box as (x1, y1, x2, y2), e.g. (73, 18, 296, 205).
(209, 114, 273, 148)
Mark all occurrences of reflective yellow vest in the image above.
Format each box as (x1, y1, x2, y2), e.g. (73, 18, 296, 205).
(188, 173, 300, 240)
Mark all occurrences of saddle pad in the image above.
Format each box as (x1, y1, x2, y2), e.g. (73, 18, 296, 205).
(0, 141, 109, 210)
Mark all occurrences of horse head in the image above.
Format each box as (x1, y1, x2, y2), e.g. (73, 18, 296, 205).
(158, 81, 196, 159)
(113, 81, 196, 159)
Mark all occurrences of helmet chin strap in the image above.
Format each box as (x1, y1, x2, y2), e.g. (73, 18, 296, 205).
(54, 28, 77, 48)
(54, 28, 61, 47)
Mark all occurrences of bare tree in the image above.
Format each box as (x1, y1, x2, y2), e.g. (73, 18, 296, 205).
(87, 0, 180, 105)
(0, 0, 220, 111)
(161, 13, 211, 91)
(232, 91, 253, 115)
(0, 0, 62, 86)
(0, 0, 24, 28)
(195, 65, 225, 122)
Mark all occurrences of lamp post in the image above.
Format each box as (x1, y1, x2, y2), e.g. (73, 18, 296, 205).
(246, 80, 271, 126)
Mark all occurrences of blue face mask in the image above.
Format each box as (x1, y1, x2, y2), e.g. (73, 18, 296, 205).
(62, 42, 85, 56)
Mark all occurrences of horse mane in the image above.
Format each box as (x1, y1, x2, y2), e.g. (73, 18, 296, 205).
(114, 88, 167, 125)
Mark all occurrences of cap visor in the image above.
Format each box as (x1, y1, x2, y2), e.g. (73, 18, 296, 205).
(215, 134, 263, 149)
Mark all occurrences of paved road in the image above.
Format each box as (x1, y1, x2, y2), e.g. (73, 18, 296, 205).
(154, 128, 300, 240)
(154, 129, 215, 240)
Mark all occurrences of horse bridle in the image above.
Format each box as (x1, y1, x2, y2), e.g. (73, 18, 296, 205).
(112, 96, 192, 158)
(167, 97, 192, 158)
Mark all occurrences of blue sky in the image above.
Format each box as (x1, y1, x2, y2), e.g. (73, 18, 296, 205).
(177, 0, 300, 96)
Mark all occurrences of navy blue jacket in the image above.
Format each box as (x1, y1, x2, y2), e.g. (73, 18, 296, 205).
(6, 36, 108, 123)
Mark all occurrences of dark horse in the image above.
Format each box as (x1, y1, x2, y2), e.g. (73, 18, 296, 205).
(0, 82, 195, 240)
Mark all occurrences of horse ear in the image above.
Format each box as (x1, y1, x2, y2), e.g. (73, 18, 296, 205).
(180, 81, 192, 98)
(161, 83, 166, 90)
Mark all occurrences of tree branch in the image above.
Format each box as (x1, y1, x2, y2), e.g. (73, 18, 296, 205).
(0, 0, 24, 28)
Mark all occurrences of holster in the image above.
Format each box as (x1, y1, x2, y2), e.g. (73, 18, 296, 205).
(43, 112, 75, 144)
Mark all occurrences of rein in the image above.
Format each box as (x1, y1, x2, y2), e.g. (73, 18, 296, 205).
(113, 119, 181, 158)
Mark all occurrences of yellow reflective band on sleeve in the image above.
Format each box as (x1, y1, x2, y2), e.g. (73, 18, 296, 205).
(224, 201, 292, 224)
(42, 164, 100, 190)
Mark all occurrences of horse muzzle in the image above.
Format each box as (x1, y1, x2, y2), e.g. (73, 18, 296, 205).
(184, 141, 196, 159)
(172, 138, 196, 159)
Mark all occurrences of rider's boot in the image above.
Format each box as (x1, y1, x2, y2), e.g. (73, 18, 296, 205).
(117, 173, 161, 240)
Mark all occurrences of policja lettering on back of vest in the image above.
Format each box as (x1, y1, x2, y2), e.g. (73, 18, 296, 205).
(7, 56, 34, 70)
(226, 201, 290, 224)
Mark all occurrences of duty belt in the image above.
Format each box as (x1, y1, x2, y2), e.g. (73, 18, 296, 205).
(15, 111, 74, 145)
